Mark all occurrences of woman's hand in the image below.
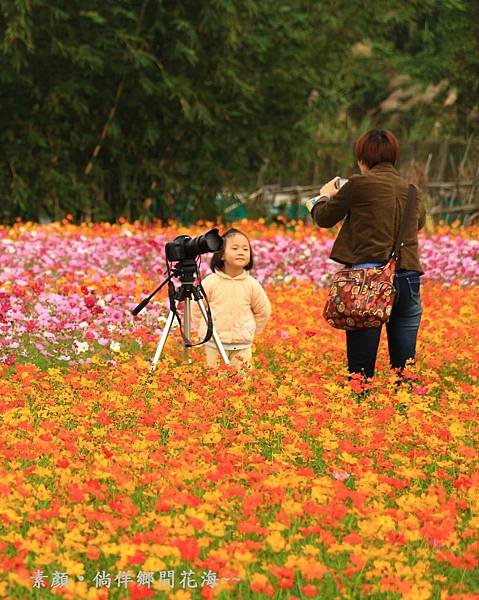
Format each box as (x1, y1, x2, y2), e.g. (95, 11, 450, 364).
(320, 176, 340, 198)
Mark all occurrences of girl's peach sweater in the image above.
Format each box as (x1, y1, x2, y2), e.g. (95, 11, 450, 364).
(191, 270, 271, 345)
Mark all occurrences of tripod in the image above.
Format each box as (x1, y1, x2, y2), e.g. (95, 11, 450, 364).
(149, 260, 230, 371)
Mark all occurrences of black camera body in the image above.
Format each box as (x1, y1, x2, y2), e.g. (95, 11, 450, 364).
(165, 228, 223, 262)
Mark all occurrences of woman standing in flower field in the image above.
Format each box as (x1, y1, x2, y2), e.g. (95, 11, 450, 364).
(192, 228, 271, 369)
(308, 129, 426, 378)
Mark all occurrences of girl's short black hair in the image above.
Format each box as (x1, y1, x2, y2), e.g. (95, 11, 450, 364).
(210, 228, 254, 272)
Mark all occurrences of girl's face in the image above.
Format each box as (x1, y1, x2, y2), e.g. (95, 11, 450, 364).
(222, 233, 251, 269)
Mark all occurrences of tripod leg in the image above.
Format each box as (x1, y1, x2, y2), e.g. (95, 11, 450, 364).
(183, 298, 192, 364)
(150, 310, 176, 372)
(196, 298, 230, 366)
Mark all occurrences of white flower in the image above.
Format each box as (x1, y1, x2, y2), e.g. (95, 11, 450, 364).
(73, 341, 89, 354)
(109, 341, 121, 353)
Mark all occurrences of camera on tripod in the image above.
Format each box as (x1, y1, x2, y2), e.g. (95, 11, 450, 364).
(132, 227, 230, 369)
(165, 228, 224, 262)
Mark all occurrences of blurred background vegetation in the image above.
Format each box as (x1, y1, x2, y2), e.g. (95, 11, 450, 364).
(0, 0, 478, 224)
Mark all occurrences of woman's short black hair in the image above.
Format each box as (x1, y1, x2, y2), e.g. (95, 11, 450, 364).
(355, 129, 400, 168)
(210, 228, 254, 272)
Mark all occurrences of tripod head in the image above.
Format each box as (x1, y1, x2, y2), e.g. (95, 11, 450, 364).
(168, 259, 207, 304)
(170, 258, 198, 285)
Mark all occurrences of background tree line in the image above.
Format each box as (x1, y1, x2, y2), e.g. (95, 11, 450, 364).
(0, 0, 478, 224)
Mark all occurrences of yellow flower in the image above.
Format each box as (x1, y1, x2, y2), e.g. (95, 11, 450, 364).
(404, 581, 432, 600)
(203, 432, 222, 444)
(100, 542, 120, 556)
(34, 466, 53, 478)
(449, 422, 466, 438)
(63, 579, 90, 599)
(310, 476, 332, 501)
(149, 544, 180, 559)
(286, 556, 327, 580)
(142, 557, 166, 572)
(396, 561, 427, 579)
(371, 559, 393, 576)
(250, 573, 269, 588)
(276, 385, 291, 399)
(318, 431, 338, 450)
(204, 520, 225, 537)
(169, 590, 192, 600)
(35, 484, 51, 501)
(302, 544, 319, 556)
(404, 529, 422, 542)
(266, 531, 286, 551)
(340, 452, 358, 465)
(358, 515, 396, 538)
(65, 561, 85, 578)
(268, 520, 287, 531)
(234, 550, 255, 564)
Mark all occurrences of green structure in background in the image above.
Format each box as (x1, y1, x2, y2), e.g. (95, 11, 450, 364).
(280, 203, 309, 221)
(215, 192, 310, 223)
(215, 194, 248, 222)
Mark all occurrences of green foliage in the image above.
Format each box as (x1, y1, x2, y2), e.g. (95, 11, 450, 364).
(0, 0, 477, 223)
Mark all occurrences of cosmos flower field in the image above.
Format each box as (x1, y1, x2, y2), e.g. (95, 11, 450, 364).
(0, 219, 478, 599)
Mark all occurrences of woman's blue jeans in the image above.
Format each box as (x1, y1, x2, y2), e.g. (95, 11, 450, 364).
(346, 270, 423, 379)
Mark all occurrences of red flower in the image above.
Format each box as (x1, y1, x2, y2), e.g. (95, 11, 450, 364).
(108, 495, 138, 517)
(127, 550, 146, 565)
(342, 532, 362, 544)
(129, 586, 154, 598)
(188, 517, 204, 530)
(278, 577, 294, 589)
(84, 295, 96, 309)
(302, 584, 318, 597)
(86, 546, 100, 560)
(172, 537, 200, 561)
(454, 475, 473, 489)
(67, 484, 87, 503)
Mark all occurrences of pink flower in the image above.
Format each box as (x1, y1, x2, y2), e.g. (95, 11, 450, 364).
(332, 470, 351, 481)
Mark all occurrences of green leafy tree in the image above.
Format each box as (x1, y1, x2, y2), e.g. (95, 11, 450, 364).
(0, 0, 477, 223)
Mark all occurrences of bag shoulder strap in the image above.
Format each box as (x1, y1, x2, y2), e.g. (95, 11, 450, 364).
(392, 184, 416, 260)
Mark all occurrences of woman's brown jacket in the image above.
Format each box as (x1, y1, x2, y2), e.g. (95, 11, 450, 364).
(311, 162, 426, 273)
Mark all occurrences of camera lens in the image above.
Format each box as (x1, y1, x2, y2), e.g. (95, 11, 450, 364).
(166, 228, 224, 261)
(201, 229, 223, 253)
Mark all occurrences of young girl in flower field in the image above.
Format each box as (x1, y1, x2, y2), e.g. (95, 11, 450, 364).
(192, 228, 271, 369)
